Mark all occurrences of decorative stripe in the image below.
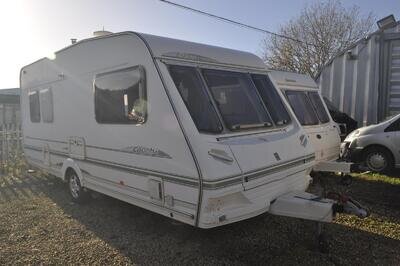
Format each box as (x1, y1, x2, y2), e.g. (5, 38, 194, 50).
(244, 154, 314, 182)
(23, 144, 198, 184)
(26, 136, 68, 144)
(23, 144, 314, 190)
(244, 168, 306, 191)
(25, 136, 172, 159)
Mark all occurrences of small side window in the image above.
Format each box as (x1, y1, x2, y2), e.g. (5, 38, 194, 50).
(39, 88, 54, 123)
(94, 66, 146, 124)
(29, 91, 40, 123)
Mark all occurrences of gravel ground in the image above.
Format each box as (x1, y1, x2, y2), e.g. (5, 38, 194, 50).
(0, 171, 399, 265)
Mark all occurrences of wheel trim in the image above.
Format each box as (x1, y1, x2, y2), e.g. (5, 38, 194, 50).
(366, 152, 387, 171)
(69, 175, 80, 199)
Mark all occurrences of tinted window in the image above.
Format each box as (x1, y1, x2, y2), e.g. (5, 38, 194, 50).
(385, 118, 400, 132)
(285, 91, 319, 126)
(168, 65, 222, 133)
(251, 74, 291, 125)
(94, 66, 146, 124)
(308, 92, 330, 123)
(39, 88, 53, 123)
(202, 69, 272, 130)
(29, 91, 40, 123)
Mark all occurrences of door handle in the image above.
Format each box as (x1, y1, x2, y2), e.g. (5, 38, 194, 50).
(208, 149, 234, 162)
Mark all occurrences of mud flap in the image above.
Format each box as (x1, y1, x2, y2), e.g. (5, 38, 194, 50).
(269, 191, 335, 222)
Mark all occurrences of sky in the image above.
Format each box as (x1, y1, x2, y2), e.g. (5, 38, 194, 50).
(0, 0, 399, 88)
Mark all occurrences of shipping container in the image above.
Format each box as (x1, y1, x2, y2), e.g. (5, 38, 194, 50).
(317, 18, 400, 126)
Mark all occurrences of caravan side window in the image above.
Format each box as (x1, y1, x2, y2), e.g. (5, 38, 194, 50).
(29, 91, 40, 123)
(94, 66, 146, 124)
(39, 88, 54, 123)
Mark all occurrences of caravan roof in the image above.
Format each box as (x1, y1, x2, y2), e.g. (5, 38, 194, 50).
(24, 32, 267, 75)
(268, 70, 318, 89)
(139, 33, 267, 70)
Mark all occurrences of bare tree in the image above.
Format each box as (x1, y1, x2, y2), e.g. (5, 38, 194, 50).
(262, 0, 375, 78)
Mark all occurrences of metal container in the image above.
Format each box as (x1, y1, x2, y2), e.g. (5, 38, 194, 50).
(317, 22, 400, 126)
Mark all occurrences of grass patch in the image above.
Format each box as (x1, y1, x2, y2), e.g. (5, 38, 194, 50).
(352, 171, 400, 185)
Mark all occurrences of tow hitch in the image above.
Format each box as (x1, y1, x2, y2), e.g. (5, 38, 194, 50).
(269, 191, 369, 222)
(269, 190, 369, 252)
(328, 191, 369, 218)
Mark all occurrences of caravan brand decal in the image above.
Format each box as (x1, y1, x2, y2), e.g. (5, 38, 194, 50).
(120, 146, 172, 159)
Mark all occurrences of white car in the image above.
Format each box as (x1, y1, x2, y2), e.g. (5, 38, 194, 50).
(341, 114, 400, 173)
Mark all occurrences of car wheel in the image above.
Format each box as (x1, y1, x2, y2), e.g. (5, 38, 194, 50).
(67, 170, 88, 203)
(364, 147, 393, 173)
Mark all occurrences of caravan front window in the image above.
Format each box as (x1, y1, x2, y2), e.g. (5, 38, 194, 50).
(251, 74, 291, 126)
(202, 69, 272, 130)
(168, 65, 222, 133)
(285, 91, 319, 126)
(94, 66, 146, 124)
(308, 92, 330, 124)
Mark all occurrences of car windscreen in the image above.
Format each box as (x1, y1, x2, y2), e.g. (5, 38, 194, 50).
(285, 90, 319, 126)
(202, 69, 273, 130)
(251, 74, 291, 126)
(308, 91, 330, 123)
(168, 65, 223, 133)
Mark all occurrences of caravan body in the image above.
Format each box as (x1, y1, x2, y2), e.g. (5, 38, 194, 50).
(21, 32, 316, 228)
(269, 70, 341, 165)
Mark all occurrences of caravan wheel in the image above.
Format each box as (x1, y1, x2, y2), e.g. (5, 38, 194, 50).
(67, 170, 88, 203)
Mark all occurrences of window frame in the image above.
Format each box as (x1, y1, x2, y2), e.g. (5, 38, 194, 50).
(93, 65, 147, 125)
(166, 63, 293, 135)
(307, 91, 331, 124)
(167, 64, 223, 134)
(284, 89, 320, 126)
(201, 68, 274, 131)
(250, 74, 292, 127)
(28, 90, 41, 123)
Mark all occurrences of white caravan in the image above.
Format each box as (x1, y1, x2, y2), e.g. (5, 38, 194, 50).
(269, 70, 352, 173)
(21, 32, 365, 229)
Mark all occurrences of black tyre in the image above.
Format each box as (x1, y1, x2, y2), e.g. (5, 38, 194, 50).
(67, 170, 88, 203)
(363, 146, 393, 173)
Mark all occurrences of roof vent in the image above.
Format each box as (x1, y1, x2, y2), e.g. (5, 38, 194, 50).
(93, 30, 113, 37)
